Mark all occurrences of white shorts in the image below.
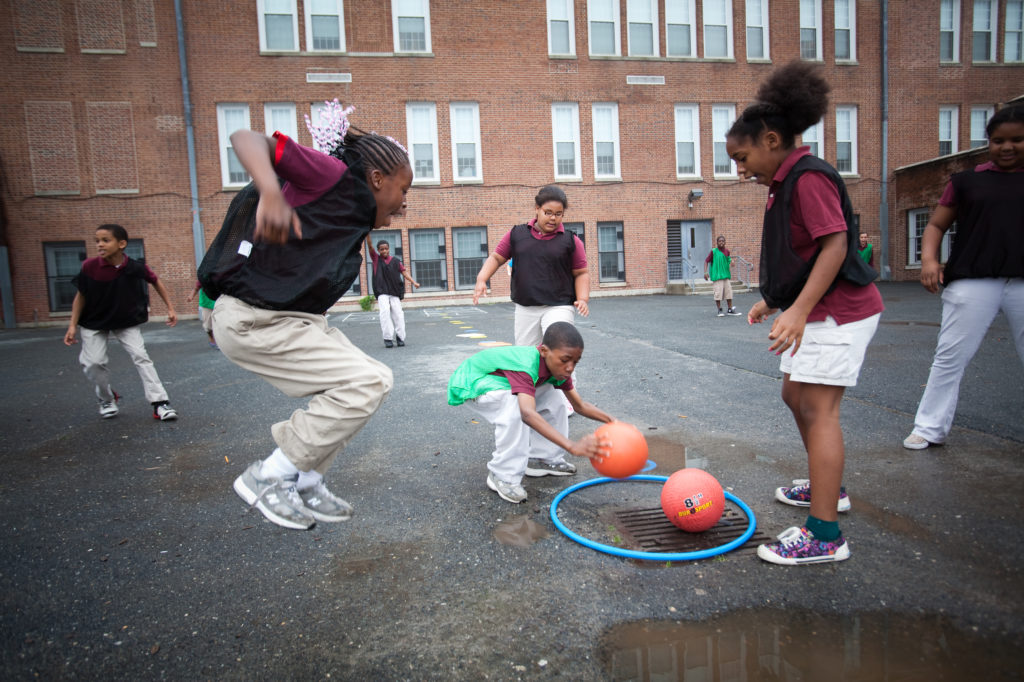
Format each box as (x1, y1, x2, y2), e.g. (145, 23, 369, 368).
(779, 313, 880, 387)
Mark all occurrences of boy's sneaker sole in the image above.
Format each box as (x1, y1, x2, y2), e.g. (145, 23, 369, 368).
(233, 464, 315, 530)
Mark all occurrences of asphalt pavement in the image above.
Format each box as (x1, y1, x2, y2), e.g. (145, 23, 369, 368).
(1, 282, 1021, 680)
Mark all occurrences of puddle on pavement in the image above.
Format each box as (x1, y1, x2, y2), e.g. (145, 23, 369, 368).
(600, 608, 1021, 681)
(493, 515, 551, 546)
(645, 436, 693, 472)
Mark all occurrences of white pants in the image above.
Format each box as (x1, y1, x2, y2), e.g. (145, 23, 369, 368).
(513, 303, 575, 346)
(912, 278, 1024, 443)
(378, 294, 406, 342)
(79, 326, 169, 404)
(466, 385, 570, 485)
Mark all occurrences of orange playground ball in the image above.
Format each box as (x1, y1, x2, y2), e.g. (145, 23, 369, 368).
(661, 468, 725, 533)
(592, 422, 648, 479)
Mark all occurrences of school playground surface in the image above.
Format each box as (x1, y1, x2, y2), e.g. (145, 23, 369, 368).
(1, 282, 1021, 680)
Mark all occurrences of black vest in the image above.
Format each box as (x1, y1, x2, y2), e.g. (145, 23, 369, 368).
(74, 257, 150, 330)
(372, 256, 405, 299)
(759, 155, 877, 310)
(198, 158, 376, 314)
(942, 169, 1024, 284)
(508, 224, 576, 307)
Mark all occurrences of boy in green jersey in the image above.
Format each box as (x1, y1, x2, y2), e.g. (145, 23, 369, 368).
(704, 236, 741, 316)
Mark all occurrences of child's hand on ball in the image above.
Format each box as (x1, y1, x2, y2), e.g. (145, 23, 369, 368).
(571, 433, 611, 462)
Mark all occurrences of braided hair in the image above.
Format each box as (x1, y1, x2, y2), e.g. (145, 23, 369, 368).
(728, 61, 831, 148)
(337, 126, 409, 177)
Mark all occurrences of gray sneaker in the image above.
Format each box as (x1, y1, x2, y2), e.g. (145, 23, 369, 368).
(233, 462, 315, 530)
(298, 481, 353, 522)
(486, 473, 527, 504)
(525, 458, 577, 477)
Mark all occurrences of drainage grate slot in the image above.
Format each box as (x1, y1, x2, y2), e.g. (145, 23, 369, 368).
(608, 505, 770, 557)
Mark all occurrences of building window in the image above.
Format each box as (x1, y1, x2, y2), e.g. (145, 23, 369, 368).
(450, 102, 482, 182)
(836, 105, 857, 174)
(305, 0, 344, 51)
(835, 0, 856, 60)
(940, 0, 961, 62)
(712, 104, 736, 176)
(939, 106, 959, 156)
(666, 0, 696, 57)
(217, 104, 251, 188)
(258, 0, 298, 51)
(87, 102, 139, 194)
(25, 100, 80, 196)
(264, 102, 297, 139)
(552, 103, 581, 180)
(803, 119, 825, 158)
(592, 103, 621, 179)
(597, 222, 625, 282)
(800, 0, 822, 59)
(565, 222, 586, 244)
(628, 0, 659, 56)
(393, 0, 430, 53)
(410, 229, 447, 290)
(588, 0, 621, 56)
(908, 208, 956, 264)
(548, 0, 576, 55)
(972, 0, 997, 62)
(970, 106, 994, 147)
(674, 104, 701, 177)
(746, 0, 769, 60)
(406, 102, 439, 183)
(702, 0, 734, 58)
(453, 227, 487, 290)
(44, 242, 86, 312)
(1007, 0, 1024, 61)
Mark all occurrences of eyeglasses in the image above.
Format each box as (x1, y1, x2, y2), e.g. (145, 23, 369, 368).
(542, 210, 564, 219)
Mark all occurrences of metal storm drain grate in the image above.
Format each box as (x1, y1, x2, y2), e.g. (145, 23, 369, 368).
(608, 505, 770, 557)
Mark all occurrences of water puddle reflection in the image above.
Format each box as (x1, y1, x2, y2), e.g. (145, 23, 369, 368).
(493, 515, 551, 547)
(600, 608, 1020, 681)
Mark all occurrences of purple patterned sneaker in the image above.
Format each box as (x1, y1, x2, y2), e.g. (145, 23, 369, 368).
(757, 526, 850, 565)
(775, 479, 850, 512)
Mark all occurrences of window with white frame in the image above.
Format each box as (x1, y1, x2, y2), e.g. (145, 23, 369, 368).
(264, 102, 297, 139)
(712, 105, 736, 176)
(836, 105, 857, 174)
(217, 104, 251, 187)
(597, 222, 625, 282)
(588, 0, 621, 56)
(393, 0, 430, 53)
(308, 102, 333, 152)
(800, 0, 822, 60)
(835, 0, 856, 60)
(453, 227, 488, 289)
(666, 0, 696, 57)
(802, 119, 824, 158)
(940, 0, 960, 62)
(970, 106, 994, 147)
(552, 103, 581, 180)
(1007, 0, 1024, 61)
(305, 0, 344, 51)
(908, 208, 956, 265)
(746, 0, 769, 60)
(548, 0, 576, 55)
(674, 104, 701, 177)
(628, 0, 659, 56)
(409, 228, 447, 290)
(702, 0, 734, 58)
(406, 102, 439, 183)
(258, 0, 298, 51)
(592, 103, 621, 179)
(450, 102, 482, 182)
(972, 0, 997, 62)
(939, 106, 959, 156)
(43, 241, 86, 312)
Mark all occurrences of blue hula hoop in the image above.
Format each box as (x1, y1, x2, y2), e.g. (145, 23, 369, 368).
(549, 474, 757, 561)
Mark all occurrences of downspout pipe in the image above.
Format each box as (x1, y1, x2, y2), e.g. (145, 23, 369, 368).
(879, 0, 890, 280)
(175, 0, 205, 268)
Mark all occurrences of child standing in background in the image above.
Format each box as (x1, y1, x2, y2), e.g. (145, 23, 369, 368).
(365, 233, 419, 347)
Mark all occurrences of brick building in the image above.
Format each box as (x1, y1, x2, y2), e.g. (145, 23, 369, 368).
(1, 0, 1021, 327)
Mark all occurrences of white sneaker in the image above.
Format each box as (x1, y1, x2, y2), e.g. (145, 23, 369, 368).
(486, 473, 527, 503)
(902, 433, 932, 450)
(98, 392, 120, 419)
(153, 403, 177, 421)
(717, 310, 725, 317)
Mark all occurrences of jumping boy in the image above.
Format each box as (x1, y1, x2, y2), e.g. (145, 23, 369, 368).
(63, 224, 178, 421)
(365, 233, 419, 347)
(704, 236, 741, 316)
(447, 322, 613, 503)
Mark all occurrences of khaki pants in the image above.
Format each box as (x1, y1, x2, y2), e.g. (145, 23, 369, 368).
(79, 326, 169, 404)
(212, 295, 393, 474)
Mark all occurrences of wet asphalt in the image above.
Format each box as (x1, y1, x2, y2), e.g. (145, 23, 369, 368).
(1, 282, 1022, 680)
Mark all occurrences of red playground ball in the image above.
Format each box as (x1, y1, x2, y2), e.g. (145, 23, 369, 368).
(592, 422, 648, 479)
(661, 468, 726, 533)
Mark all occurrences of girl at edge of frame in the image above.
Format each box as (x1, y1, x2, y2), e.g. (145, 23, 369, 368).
(725, 60, 884, 566)
(903, 104, 1024, 450)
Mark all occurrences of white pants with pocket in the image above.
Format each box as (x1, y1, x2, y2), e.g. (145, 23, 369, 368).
(377, 294, 406, 342)
(466, 384, 570, 485)
(513, 303, 575, 346)
(912, 278, 1024, 444)
(79, 326, 169, 404)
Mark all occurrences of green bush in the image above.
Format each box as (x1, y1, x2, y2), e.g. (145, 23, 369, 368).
(359, 295, 375, 312)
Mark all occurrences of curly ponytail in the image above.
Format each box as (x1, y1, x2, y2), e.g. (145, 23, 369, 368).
(728, 61, 831, 147)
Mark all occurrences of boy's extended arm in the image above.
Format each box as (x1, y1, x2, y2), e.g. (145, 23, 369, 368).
(564, 387, 613, 423)
(472, 252, 507, 304)
(63, 292, 85, 345)
(230, 129, 301, 245)
(572, 268, 589, 316)
(402, 268, 420, 288)
(516, 392, 611, 462)
(151, 279, 178, 326)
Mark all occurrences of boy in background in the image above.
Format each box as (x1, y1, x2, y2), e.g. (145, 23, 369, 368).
(63, 224, 178, 421)
(365, 233, 419, 347)
(705, 236, 741, 316)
